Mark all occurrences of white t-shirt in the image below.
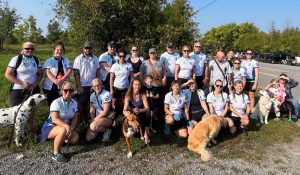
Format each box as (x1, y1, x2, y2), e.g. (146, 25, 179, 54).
(90, 90, 112, 116)
(164, 92, 187, 114)
(175, 57, 195, 79)
(49, 97, 78, 124)
(8, 55, 42, 90)
(232, 67, 246, 83)
(160, 51, 180, 77)
(189, 52, 207, 76)
(229, 93, 250, 117)
(207, 92, 229, 116)
(73, 54, 100, 87)
(99, 52, 118, 81)
(241, 59, 259, 81)
(42, 57, 72, 90)
(110, 62, 133, 89)
(209, 60, 232, 86)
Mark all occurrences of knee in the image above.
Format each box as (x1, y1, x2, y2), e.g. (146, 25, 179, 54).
(165, 115, 174, 124)
(179, 132, 188, 138)
(59, 127, 67, 136)
(89, 122, 97, 131)
(226, 118, 234, 128)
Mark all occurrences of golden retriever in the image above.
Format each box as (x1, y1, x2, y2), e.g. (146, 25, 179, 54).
(187, 115, 228, 162)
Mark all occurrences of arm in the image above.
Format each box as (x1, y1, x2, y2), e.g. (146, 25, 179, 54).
(5, 67, 29, 88)
(96, 69, 100, 79)
(123, 96, 132, 117)
(220, 103, 229, 117)
(242, 76, 246, 88)
(203, 64, 209, 84)
(201, 100, 210, 114)
(129, 71, 134, 79)
(208, 103, 215, 114)
(109, 72, 115, 95)
(253, 67, 259, 90)
(140, 94, 150, 113)
(164, 104, 173, 116)
(100, 62, 111, 72)
(94, 103, 110, 121)
(184, 103, 190, 121)
(174, 64, 179, 80)
(90, 103, 96, 121)
(29, 67, 43, 91)
(51, 111, 72, 132)
(227, 73, 232, 86)
(70, 112, 79, 130)
(192, 66, 196, 80)
(74, 69, 83, 94)
(229, 103, 243, 118)
(287, 78, 299, 88)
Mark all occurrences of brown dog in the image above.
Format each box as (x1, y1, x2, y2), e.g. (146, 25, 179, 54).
(187, 115, 228, 162)
(122, 113, 141, 158)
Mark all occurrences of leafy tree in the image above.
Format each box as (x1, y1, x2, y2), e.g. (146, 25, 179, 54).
(46, 19, 63, 44)
(13, 15, 44, 44)
(0, 0, 19, 49)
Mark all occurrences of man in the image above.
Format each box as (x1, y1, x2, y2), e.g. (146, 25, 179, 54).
(73, 42, 100, 123)
(241, 49, 259, 112)
(160, 42, 180, 90)
(99, 41, 118, 91)
(208, 51, 232, 94)
(189, 42, 209, 89)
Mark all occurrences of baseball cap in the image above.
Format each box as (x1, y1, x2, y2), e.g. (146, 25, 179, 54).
(149, 48, 156, 54)
(84, 42, 92, 48)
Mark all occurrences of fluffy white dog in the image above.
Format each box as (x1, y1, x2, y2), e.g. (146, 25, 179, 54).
(252, 90, 273, 124)
(0, 94, 46, 146)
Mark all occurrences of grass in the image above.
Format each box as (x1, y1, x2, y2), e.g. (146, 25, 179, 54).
(0, 44, 300, 165)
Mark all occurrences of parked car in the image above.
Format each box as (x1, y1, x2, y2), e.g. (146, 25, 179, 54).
(258, 52, 295, 65)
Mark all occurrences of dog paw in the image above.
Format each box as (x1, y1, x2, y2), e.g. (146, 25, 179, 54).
(127, 152, 133, 158)
(265, 121, 269, 124)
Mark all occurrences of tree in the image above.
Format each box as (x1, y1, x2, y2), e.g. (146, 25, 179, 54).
(46, 19, 63, 44)
(13, 15, 44, 44)
(0, 0, 19, 49)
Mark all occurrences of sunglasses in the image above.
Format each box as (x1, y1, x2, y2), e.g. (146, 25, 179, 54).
(24, 48, 34, 51)
(84, 47, 92, 50)
(215, 85, 223, 88)
(246, 53, 253, 55)
(234, 62, 240, 65)
(63, 89, 74, 93)
(194, 46, 201, 48)
(183, 50, 190, 52)
(119, 55, 125, 58)
(93, 84, 100, 87)
(131, 50, 138, 52)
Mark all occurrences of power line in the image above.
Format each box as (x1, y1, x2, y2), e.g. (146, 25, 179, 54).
(198, 0, 219, 12)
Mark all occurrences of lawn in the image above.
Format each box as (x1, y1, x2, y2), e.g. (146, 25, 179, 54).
(0, 44, 300, 165)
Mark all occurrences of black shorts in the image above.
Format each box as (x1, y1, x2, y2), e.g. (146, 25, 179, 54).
(190, 109, 205, 122)
(10, 87, 41, 107)
(195, 76, 204, 89)
(78, 86, 91, 104)
(113, 87, 127, 99)
(229, 116, 241, 128)
(43, 84, 60, 106)
(173, 116, 187, 130)
(244, 81, 256, 92)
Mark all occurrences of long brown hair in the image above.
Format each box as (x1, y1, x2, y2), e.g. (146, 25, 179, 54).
(125, 78, 142, 98)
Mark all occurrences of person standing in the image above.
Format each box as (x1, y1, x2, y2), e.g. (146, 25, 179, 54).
(126, 45, 144, 79)
(42, 43, 72, 106)
(99, 41, 118, 91)
(5, 42, 42, 131)
(241, 49, 259, 112)
(189, 42, 209, 89)
(73, 42, 100, 123)
(209, 51, 232, 94)
(226, 50, 235, 67)
(160, 42, 180, 90)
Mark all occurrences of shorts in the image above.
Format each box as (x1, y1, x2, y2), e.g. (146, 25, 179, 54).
(229, 116, 241, 128)
(113, 87, 127, 99)
(172, 114, 187, 130)
(107, 111, 117, 120)
(10, 87, 41, 107)
(40, 124, 55, 143)
(43, 84, 60, 106)
(195, 76, 204, 89)
(244, 81, 256, 92)
(190, 109, 205, 122)
(78, 86, 91, 104)
(103, 74, 110, 91)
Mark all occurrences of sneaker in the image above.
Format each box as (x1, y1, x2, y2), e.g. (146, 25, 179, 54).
(52, 152, 68, 163)
(102, 129, 112, 142)
(288, 118, 293, 123)
(274, 117, 281, 121)
(242, 128, 248, 136)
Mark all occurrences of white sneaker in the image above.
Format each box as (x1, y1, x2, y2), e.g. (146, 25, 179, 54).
(102, 129, 112, 142)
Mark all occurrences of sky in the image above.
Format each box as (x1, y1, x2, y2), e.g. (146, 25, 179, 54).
(7, 0, 300, 36)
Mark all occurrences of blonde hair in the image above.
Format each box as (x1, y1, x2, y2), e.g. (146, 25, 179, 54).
(59, 81, 75, 95)
(91, 78, 103, 87)
(21, 42, 35, 54)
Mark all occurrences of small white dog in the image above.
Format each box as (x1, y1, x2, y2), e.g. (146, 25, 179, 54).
(252, 90, 273, 124)
(0, 94, 47, 146)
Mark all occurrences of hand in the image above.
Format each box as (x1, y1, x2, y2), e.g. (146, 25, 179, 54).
(65, 125, 72, 138)
(149, 92, 153, 98)
(21, 81, 30, 89)
(133, 108, 140, 114)
(252, 84, 257, 91)
(202, 78, 209, 85)
(28, 82, 38, 91)
(56, 78, 64, 86)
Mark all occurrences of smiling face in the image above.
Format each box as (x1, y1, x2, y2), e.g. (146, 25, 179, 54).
(214, 80, 223, 92)
(92, 79, 102, 94)
(193, 42, 202, 53)
(171, 82, 180, 94)
(132, 80, 141, 93)
(61, 82, 75, 101)
(22, 42, 35, 57)
(131, 46, 138, 57)
(182, 46, 190, 58)
(53, 45, 64, 58)
(234, 82, 244, 94)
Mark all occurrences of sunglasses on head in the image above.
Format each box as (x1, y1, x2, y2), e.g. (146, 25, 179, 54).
(24, 48, 34, 51)
(215, 84, 223, 88)
(63, 89, 74, 93)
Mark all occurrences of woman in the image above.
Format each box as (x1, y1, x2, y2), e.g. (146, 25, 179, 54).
(5, 42, 42, 131)
(41, 82, 79, 163)
(164, 80, 189, 138)
(181, 79, 210, 134)
(174, 45, 196, 85)
(232, 57, 246, 87)
(42, 43, 72, 106)
(229, 80, 250, 135)
(207, 79, 235, 134)
(126, 45, 144, 78)
(110, 48, 134, 112)
(86, 78, 114, 142)
(123, 78, 151, 144)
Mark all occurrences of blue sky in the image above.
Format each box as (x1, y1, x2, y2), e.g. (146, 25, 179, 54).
(8, 0, 300, 35)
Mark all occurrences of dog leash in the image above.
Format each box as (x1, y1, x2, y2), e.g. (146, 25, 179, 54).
(8, 89, 32, 148)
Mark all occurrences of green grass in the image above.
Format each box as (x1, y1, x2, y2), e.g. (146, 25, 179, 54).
(0, 45, 300, 164)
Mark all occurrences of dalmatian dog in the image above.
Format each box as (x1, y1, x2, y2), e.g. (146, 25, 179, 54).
(0, 94, 47, 146)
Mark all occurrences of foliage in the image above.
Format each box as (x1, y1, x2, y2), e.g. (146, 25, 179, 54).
(46, 19, 63, 44)
(54, 0, 199, 55)
(13, 16, 44, 44)
(0, 0, 19, 48)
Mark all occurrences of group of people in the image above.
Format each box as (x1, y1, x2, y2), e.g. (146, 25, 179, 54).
(4, 41, 299, 163)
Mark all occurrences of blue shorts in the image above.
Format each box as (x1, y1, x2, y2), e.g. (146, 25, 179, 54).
(40, 124, 55, 143)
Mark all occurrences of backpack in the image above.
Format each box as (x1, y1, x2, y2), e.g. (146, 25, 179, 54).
(10, 54, 40, 91)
